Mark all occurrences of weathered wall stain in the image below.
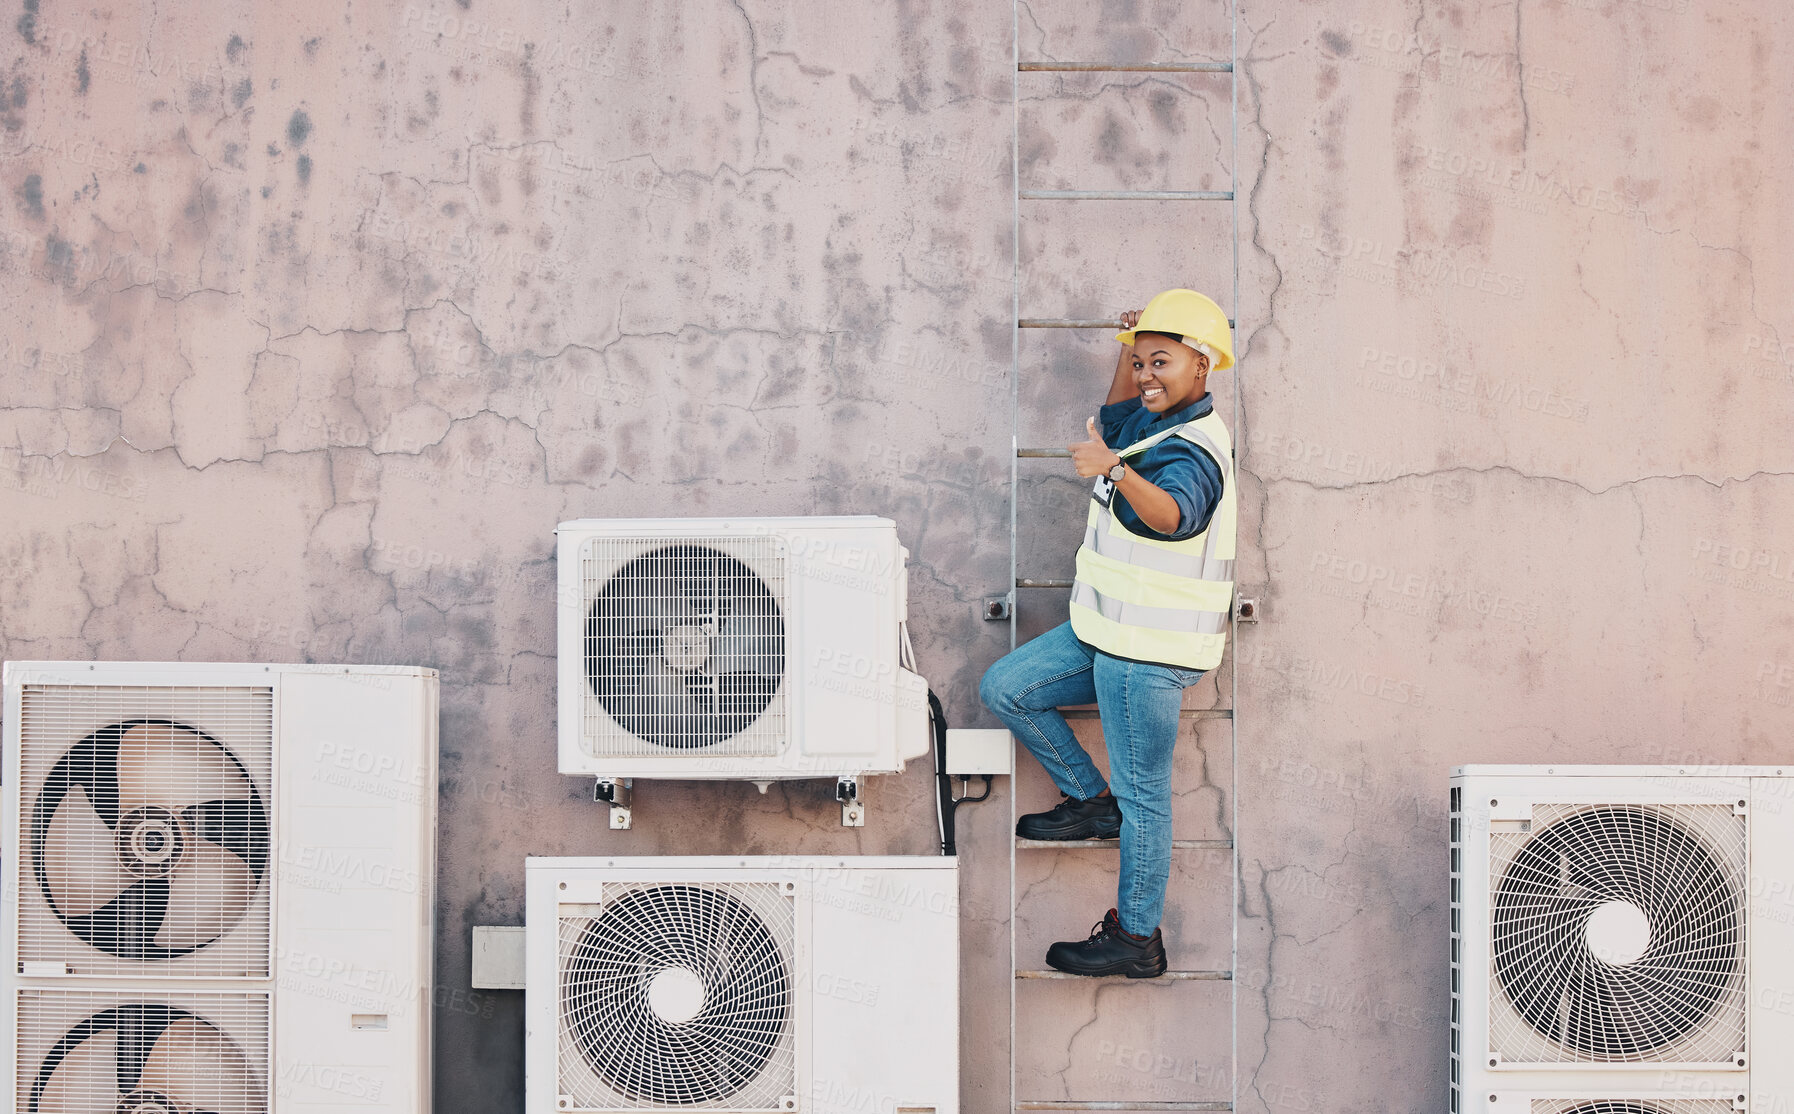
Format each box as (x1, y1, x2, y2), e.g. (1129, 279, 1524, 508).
(14, 169, 41, 217)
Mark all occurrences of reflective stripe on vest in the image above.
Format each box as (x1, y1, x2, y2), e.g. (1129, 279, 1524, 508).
(1068, 409, 1236, 670)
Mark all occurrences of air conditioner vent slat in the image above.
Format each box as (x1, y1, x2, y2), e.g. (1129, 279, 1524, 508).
(1527, 1100, 1742, 1114)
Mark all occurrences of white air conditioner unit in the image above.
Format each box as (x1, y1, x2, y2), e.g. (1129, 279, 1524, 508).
(555, 517, 931, 787)
(1450, 765, 1794, 1114)
(2, 661, 438, 1114)
(525, 856, 958, 1114)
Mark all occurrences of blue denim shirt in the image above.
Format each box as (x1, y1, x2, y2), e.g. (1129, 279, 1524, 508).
(1096, 393, 1225, 543)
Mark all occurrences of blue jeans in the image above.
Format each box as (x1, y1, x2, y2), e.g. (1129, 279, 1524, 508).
(978, 621, 1205, 937)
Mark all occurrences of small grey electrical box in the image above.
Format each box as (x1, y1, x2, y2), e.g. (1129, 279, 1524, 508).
(471, 926, 527, 990)
(944, 729, 1013, 776)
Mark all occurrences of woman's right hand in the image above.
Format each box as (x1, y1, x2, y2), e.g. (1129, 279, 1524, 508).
(1105, 310, 1147, 405)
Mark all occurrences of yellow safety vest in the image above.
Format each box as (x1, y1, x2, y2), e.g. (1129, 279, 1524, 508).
(1068, 409, 1236, 670)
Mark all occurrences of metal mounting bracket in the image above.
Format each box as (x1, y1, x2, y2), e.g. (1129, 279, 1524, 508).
(836, 776, 864, 827)
(595, 778, 633, 830)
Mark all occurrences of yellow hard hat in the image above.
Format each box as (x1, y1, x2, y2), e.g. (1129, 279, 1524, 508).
(1115, 289, 1234, 372)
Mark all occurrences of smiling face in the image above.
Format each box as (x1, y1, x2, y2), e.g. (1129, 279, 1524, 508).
(1131, 332, 1211, 413)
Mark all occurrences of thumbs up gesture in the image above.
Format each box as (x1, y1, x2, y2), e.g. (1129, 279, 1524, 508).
(1070, 416, 1123, 479)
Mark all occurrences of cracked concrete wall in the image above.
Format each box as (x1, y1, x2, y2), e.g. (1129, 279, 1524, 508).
(1, 0, 1790, 1112)
(1223, 2, 1794, 1112)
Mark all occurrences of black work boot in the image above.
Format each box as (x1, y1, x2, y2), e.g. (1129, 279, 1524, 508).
(1045, 909, 1168, 978)
(1015, 792, 1123, 840)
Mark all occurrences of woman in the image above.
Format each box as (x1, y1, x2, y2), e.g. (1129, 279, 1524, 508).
(980, 288, 1237, 978)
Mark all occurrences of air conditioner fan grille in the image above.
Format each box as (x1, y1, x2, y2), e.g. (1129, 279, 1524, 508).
(16, 686, 274, 978)
(558, 882, 796, 1110)
(16, 989, 269, 1114)
(582, 539, 787, 757)
(1490, 803, 1745, 1063)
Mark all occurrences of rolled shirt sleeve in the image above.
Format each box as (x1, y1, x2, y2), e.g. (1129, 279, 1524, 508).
(1129, 440, 1223, 541)
(1095, 396, 1224, 542)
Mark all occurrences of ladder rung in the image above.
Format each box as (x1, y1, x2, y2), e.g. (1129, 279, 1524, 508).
(1016, 578, 1073, 589)
(1019, 61, 1233, 73)
(1017, 447, 1072, 458)
(1019, 318, 1235, 329)
(1016, 838, 1232, 850)
(1017, 969, 1229, 980)
(1018, 1104, 1232, 1112)
(1021, 189, 1232, 201)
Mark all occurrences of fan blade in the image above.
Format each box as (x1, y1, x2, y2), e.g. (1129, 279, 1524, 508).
(605, 593, 702, 636)
(37, 733, 125, 829)
(184, 799, 271, 875)
(706, 614, 782, 677)
(589, 598, 704, 685)
(41, 786, 136, 917)
(636, 659, 695, 700)
(138, 1017, 263, 1114)
(32, 1024, 120, 1114)
(632, 662, 709, 733)
(113, 1004, 185, 1095)
(63, 879, 173, 961)
(157, 839, 256, 952)
(118, 722, 254, 815)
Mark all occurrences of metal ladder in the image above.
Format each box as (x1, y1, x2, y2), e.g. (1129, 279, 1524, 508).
(1006, 3, 1240, 1112)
